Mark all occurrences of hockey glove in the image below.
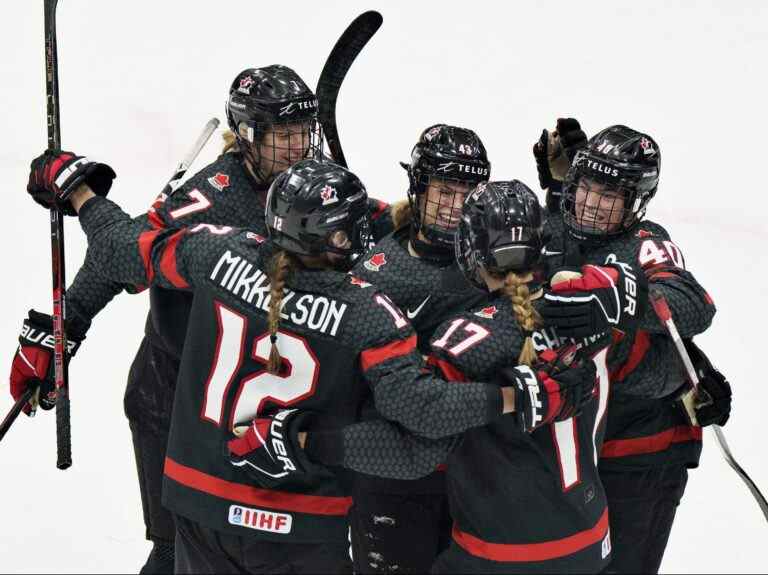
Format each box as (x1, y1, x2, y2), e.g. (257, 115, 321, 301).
(498, 346, 596, 433)
(684, 339, 732, 427)
(227, 409, 315, 488)
(540, 263, 648, 338)
(27, 149, 116, 216)
(9, 309, 85, 415)
(533, 118, 587, 190)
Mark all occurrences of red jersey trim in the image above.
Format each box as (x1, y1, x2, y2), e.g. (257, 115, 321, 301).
(600, 425, 702, 458)
(138, 229, 163, 283)
(452, 508, 609, 562)
(164, 457, 352, 516)
(370, 199, 389, 220)
(159, 229, 190, 289)
(361, 335, 417, 372)
(426, 356, 469, 382)
(147, 210, 165, 229)
(610, 330, 650, 382)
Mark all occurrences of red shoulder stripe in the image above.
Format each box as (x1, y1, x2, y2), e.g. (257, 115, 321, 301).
(138, 229, 163, 283)
(159, 229, 190, 288)
(361, 335, 417, 372)
(164, 457, 352, 516)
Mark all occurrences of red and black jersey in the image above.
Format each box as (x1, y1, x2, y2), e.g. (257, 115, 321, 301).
(77, 196, 502, 543)
(65, 151, 394, 359)
(542, 215, 715, 470)
(426, 296, 612, 574)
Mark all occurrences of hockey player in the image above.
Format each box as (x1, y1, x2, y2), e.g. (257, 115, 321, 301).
(533, 122, 730, 574)
(346, 124, 493, 573)
(9, 65, 392, 574)
(290, 180, 614, 573)
(23, 154, 598, 573)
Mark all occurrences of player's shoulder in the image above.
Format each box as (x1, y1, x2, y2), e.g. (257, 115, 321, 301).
(430, 297, 524, 378)
(181, 152, 249, 197)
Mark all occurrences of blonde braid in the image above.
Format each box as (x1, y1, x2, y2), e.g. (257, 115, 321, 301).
(502, 271, 542, 366)
(222, 129, 238, 153)
(266, 251, 295, 375)
(390, 199, 413, 230)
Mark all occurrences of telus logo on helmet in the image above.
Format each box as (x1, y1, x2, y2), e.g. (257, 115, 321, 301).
(436, 162, 489, 177)
(279, 99, 318, 116)
(584, 159, 619, 178)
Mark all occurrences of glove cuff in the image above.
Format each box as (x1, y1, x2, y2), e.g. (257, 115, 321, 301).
(22, 309, 86, 356)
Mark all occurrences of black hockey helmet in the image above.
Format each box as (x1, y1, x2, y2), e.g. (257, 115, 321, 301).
(401, 124, 490, 247)
(561, 124, 660, 241)
(456, 180, 543, 290)
(266, 158, 370, 266)
(226, 65, 322, 183)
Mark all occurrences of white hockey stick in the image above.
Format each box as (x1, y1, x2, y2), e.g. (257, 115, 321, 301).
(163, 117, 220, 196)
(650, 291, 768, 523)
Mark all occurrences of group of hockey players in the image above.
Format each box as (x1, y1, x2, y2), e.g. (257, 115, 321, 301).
(10, 62, 732, 574)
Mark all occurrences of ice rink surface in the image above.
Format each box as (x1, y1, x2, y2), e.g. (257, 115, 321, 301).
(1, 1, 767, 572)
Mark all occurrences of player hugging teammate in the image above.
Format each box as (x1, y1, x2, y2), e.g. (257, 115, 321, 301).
(14, 97, 731, 573)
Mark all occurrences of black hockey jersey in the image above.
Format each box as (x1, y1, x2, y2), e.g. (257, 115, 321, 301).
(542, 214, 715, 469)
(65, 151, 394, 358)
(77, 196, 502, 543)
(311, 296, 612, 573)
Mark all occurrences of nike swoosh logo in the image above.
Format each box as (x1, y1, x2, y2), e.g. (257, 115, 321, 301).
(542, 249, 563, 256)
(406, 295, 431, 319)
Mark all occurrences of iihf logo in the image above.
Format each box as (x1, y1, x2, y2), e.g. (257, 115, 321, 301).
(320, 185, 338, 205)
(364, 253, 387, 272)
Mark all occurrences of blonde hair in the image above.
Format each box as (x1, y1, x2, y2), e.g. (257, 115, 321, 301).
(502, 271, 542, 366)
(390, 199, 413, 230)
(266, 251, 296, 375)
(222, 129, 238, 153)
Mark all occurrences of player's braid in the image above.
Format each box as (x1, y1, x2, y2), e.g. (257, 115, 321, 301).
(390, 199, 413, 230)
(266, 250, 296, 375)
(503, 271, 542, 366)
(222, 129, 238, 153)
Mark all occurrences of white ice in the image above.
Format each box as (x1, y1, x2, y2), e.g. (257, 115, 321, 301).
(1, 1, 766, 573)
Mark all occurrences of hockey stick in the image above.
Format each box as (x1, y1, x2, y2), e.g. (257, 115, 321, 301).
(316, 11, 383, 168)
(43, 0, 72, 470)
(0, 386, 38, 444)
(650, 292, 768, 523)
(162, 118, 220, 197)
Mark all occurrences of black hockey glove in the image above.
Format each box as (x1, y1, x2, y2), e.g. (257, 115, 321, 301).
(27, 149, 115, 216)
(540, 262, 648, 338)
(226, 409, 316, 488)
(532, 118, 587, 190)
(498, 346, 596, 433)
(684, 339, 732, 427)
(9, 310, 85, 415)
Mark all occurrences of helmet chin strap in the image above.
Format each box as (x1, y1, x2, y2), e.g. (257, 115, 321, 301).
(408, 226, 454, 264)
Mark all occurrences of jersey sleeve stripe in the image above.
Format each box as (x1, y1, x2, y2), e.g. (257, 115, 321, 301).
(360, 334, 417, 372)
(163, 456, 352, 516)
(159, 229, 190, 289)
(426, 355, 468, 382)
(452, 508, 609, 562)
(600, 425, 702, 458)
(609, 329, 651, 382)
(138, 229, 163, 283)
(147, 210, 165, 229)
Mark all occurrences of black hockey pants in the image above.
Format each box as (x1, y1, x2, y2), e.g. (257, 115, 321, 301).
(126, 335, 179, 544)
(599, 463, 689, 574)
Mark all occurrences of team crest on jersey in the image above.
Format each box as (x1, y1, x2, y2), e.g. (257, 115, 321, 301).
(246, 232, 266, 243)
(320, 185, 338, 205)
(238, 76, 255, 94)
(364, 253, 387, 272)
(474, 305, 498, 319)
(349, 275, 372, 288)
(208, 173, 230, 192)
